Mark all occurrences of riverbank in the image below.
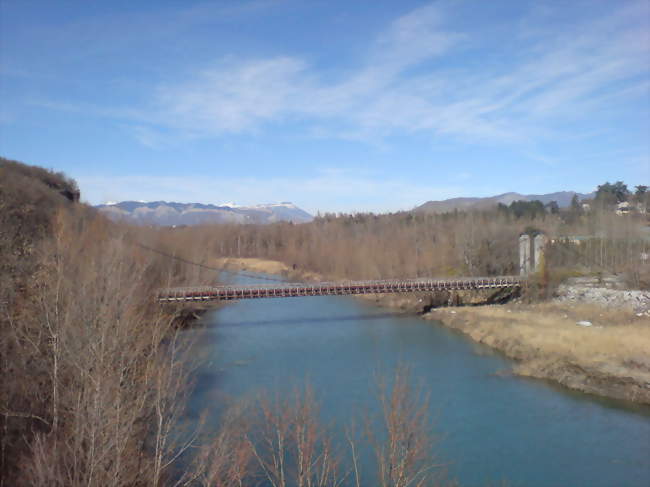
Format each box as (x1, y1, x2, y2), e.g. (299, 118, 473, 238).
(425, 302, 650, 404)
(212, 257, 325, 281)
(340, 279, 650, 405)
(205, 257, 650, 404)
(212, 257, 294, 275)
(362, 286, 650, 405)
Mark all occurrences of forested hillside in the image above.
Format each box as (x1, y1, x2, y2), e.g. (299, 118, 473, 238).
(0, 158, 214, 485)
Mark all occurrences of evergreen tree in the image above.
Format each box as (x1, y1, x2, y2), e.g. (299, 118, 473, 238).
(595, 181, 630, 205)
(545, 200, 560, 214)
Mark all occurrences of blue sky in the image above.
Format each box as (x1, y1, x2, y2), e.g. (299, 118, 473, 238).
(1, 0, 648, 213)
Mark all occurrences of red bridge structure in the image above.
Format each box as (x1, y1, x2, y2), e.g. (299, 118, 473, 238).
(158, 276, 524, 302)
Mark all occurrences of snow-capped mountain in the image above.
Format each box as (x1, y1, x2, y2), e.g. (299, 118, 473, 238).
(96, 201, 313, 225)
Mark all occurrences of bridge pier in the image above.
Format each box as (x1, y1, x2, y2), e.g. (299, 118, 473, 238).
(519, 234, 531, 276)
(533, 233, 547, 273)
(520, 232, 547, 276)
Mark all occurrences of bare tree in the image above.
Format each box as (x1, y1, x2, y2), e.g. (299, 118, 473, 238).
(182, 404, 254, 487)
(244, 386, 343, 487)
(5, 209, 208, 486)
(369, 366, 443, 487)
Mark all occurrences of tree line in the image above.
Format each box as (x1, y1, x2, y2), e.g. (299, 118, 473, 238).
(154, 188, 648, 288)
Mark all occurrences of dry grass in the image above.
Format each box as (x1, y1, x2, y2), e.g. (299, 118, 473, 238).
(428, 302, 650, 403)
(212, 257, 292, 275)
(212, 257, 325, 282)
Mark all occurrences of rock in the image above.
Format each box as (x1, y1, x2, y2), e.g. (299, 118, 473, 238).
(555, 281, 650, 313)
(577, 320, 592, 327)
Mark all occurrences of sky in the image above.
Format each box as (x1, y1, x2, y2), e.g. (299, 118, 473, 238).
(1, 0, 648, 214)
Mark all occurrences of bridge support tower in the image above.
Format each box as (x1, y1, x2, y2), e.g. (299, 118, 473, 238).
(520, 232, 547, 276)
(533, 233, 547, 273)
(519, 234, 531, 276)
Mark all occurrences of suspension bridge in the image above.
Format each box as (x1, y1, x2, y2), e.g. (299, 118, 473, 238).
(158, 276, 524, 302)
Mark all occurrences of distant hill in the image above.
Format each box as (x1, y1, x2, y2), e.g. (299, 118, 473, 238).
(96, 201, 313, 225)
(416, 191, 594, 214)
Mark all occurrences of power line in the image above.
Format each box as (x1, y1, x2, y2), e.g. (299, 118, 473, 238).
(128, 238, 288, 282)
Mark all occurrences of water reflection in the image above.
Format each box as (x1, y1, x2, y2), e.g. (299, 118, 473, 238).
(214, 311, 406, 328)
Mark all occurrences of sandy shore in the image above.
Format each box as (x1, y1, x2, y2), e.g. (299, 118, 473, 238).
(211, 257, 323, 281)
(212, 257, 293, 275)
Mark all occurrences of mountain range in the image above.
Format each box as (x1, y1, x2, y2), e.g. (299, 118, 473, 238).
(96, 201, 314, 225)
(97, 190, 596, 225)
(416, 191, 595, 214)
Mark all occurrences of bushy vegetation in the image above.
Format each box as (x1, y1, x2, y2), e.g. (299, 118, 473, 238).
(497, 200, 546, 219)
(184, 369, 444, 487)
(593, 181, 649, 211)
(0, 160, 213, 484)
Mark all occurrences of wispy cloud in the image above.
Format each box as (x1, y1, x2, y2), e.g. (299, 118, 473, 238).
(127, 125, 170, 149)
(122, 1, 648, 145)
(137, 3, 463, 140)
(28, 1, 649, 149)
(152, 57, 308, 135)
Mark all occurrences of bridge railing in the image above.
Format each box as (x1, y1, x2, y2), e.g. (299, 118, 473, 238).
(157, 276, 524, 302)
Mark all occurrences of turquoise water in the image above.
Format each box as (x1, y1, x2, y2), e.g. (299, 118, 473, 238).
(187, 272, 650, 486)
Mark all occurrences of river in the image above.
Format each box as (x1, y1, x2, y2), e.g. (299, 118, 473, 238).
(186, 272, 650, 486)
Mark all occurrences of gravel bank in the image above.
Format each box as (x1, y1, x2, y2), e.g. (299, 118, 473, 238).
(554, 278, 650, 315)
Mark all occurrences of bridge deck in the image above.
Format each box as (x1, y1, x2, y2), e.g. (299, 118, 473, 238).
(158, 276, 523, 302)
